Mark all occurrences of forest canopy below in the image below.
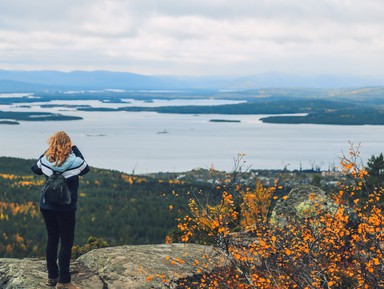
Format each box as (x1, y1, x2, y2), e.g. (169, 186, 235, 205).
(0, 156, 210, 258)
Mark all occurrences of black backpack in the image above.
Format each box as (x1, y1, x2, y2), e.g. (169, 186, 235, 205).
(42, 171, 71, 205)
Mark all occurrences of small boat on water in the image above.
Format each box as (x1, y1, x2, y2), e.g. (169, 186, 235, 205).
(157, 129, 169, 134)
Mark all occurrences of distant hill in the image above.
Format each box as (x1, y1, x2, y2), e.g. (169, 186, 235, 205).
(0, 79, 57, 92)
(225, 71, 384, 89)
(1, 70, 383, 92)
(0, 70, 184, 91)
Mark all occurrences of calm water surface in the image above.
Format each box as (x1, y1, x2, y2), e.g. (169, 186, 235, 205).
(1, 98, 383, 173)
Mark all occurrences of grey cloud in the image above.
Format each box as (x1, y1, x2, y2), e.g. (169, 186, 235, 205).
(126, 0, 384, 24)
(0, 0, 383, 76)
(0, 0, 92, 33)
(3, 0, 382, 30)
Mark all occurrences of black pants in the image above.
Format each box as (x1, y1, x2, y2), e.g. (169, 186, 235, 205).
(40, 209, 76, 283)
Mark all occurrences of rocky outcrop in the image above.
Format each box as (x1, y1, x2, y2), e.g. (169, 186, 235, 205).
(0, 244, 223, 289)
(271, 184, 329, 224)
(271, 184, 358, 228)
(0, 258, 47, 289)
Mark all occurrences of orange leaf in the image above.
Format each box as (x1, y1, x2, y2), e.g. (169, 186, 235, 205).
(146, 276, 153, 282)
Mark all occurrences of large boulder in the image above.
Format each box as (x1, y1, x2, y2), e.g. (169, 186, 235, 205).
(0, 244, 222, 289)
(76, 243, 221, 289)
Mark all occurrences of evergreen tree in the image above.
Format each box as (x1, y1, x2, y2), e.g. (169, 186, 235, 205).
(366, 153, 384, 190)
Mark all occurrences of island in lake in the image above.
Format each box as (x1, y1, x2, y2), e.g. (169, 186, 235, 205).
(1, 86, 384, 125)
(0, 120, 19, 125)
(209, 119, 241, 123)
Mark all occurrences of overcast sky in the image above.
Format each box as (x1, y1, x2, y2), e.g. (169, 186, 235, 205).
(0, 0, 383, 77)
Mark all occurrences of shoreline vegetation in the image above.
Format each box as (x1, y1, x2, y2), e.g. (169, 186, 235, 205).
(1, 87, 384, 125)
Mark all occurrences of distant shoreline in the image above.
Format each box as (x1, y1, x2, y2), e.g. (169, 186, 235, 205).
(2, 89, 384, 125)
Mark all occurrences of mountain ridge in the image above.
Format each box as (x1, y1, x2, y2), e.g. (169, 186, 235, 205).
(1, 69, 383, 91)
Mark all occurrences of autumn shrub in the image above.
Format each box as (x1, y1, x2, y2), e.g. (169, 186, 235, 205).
(72, 236, 109, 258)
(171, 149, 383, 288)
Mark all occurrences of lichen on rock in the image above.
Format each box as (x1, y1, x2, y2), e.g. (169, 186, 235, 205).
(271, 184, 357, 228)
(0, 244, 222, 289)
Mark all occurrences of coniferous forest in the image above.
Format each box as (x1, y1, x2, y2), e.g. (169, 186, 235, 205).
(0, 156, 208, 258)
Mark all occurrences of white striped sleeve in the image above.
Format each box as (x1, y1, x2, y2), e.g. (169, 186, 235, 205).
(62, 160, 88, 178)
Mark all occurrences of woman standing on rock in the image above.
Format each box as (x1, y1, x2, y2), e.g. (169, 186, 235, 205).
(31, 131, 89, 289)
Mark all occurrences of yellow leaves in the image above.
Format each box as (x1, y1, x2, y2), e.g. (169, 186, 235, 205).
(0, 174, 43, 186)
(121, 174, 147, 184)
(5, 244, 13, 254)
(172, 190, 179, 197)
(217, 226, 226, 234)
(165, 235, 172, 245)
(0, 212, 7, 220)
(145, 275, 153, 282)
(234, 253, 241, 260)
(177, 223, 187, 231)
(222, 191, 234, 204)
(303, 234, 312, 242)
(0, 174, 17, 180)
(259, 239, 268, 247)
(168, 179, 185, 185)
(170, 145, 384, 288)
(211, 220, 220, 230)
(241, 181, 275, 226)
(180, 232, 192, 242)
(176, 257, 185, 265)
(168, 256, 185, 266)
(14, 233, 24, 243)
(0, 201, 39, 217)
(15, 181, 35, 186)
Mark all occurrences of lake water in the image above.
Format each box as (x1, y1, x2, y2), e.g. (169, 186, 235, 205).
(1, 98, 383, 174)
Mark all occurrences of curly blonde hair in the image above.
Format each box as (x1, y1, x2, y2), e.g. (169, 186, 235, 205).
(44, 131, 72, 167)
